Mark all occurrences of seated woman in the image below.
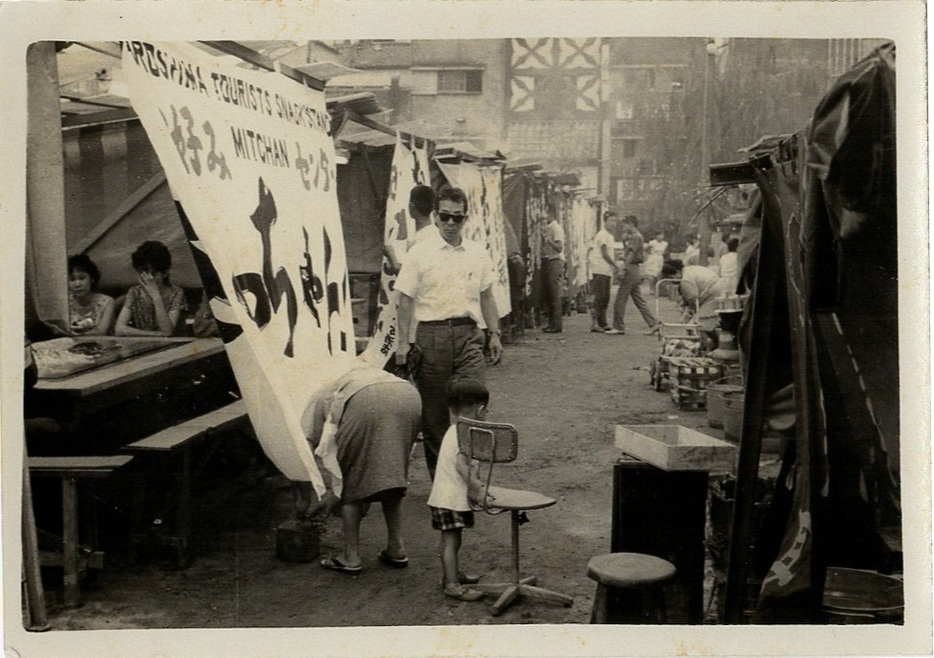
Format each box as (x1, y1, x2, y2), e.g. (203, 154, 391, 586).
(114, 240, 188, 337)
(68, 254, 115, 336)
(661, 259, 732, 347)
(301, 365, 422, 573)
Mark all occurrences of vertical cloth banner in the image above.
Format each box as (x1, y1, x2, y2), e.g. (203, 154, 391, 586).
(435, 162, 511, 317)
(360, 135, 430, 367)
(122, 42, 355, 493)
(25, 42, 69, 334)
(525, 177, 549, 299)
(569, 195, 596, 288)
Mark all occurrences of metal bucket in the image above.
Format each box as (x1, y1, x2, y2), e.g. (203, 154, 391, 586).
(721, 391, 745, 442)
(823, 567, 904, 624)
(707, 376, 744, 429)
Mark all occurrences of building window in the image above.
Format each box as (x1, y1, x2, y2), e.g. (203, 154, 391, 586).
(637, 158, 656, 176)
(438, 69, 483, 94)
(624, 66, 656, 90)
(622, 138, 638, 158)
(615, 100, 634, 120)
(670, 68, 684, 90)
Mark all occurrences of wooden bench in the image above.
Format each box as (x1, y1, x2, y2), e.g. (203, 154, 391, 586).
(124, 399, 250, 568)
(28, 455, 135, 608)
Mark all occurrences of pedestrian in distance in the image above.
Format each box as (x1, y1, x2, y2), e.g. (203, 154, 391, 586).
(642, 230, 668, 297)
(394, 186, 503, 480)
(718, 236, 741, 294)
(683, 234, 701, 266)
(606, 215, 660, 336)
(660, 258, 733, 349)
(427, 377, 495, 602)
(588, 211, 618, 332)
(541, 212, 565, 333)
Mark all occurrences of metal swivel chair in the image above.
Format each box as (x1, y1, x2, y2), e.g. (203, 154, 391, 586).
(456, 417, 574, 616)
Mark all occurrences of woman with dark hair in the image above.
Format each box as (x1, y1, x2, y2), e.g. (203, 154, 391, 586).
(67, 253, 115, 335)
(114, 240, 188, 337)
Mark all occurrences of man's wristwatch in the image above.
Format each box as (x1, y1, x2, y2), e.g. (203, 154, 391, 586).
(489, 329, 502, 337)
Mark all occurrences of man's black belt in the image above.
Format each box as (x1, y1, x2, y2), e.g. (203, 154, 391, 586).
(420, 317, 476, 327)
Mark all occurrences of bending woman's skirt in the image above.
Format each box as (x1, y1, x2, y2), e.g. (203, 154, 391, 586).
(336, 381, 421, 503)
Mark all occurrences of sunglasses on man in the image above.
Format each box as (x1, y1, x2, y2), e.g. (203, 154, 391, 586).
(438, 212, 467, 224)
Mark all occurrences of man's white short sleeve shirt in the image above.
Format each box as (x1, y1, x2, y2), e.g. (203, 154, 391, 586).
(395, 233, 495, 326)
(543, 219, 565, 260)
(589, 228, 615, 277)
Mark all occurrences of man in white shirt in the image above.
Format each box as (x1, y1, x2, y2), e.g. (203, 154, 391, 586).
(588, 211, 619, 332)
(541, 214, 565, 333)
(394, 187, 503, 479)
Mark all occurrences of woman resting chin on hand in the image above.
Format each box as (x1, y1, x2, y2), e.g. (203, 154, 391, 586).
(113, 240, 187, 337)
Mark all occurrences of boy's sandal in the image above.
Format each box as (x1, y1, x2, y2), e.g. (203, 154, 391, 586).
(444, 584, 485, 602)
(320, 556, 363, 574)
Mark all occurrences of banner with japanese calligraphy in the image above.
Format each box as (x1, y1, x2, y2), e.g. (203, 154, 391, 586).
(122, 41, 355, 493)
(436, 161, 511, 317)
(360, 135, 430, 367)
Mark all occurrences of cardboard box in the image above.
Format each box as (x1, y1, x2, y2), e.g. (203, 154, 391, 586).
(615, 425, 737, 472)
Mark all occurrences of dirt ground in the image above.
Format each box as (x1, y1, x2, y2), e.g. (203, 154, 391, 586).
(37, 291, 720, 631)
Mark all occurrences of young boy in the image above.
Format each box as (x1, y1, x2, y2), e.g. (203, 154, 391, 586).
(427, 377, 494, 601)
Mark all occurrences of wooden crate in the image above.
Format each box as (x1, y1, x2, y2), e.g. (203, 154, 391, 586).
(671, 385, 707, 410)
(651, 356, 724, 401)
(671, 358, 726, 409)
(615, 425, 737, 472)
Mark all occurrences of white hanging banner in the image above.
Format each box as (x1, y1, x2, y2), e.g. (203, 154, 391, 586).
(569, 195, 597, 288)
(360, 135, 430, 367)
(435, 161, 511, 317)
(122, 41, 355, 493)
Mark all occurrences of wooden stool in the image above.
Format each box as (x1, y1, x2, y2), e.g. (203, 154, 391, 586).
(28, 455, 134, 608)
(587, 552, 677, 624)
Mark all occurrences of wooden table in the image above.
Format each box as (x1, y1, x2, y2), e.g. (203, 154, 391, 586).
(31, 338, 228, 422)
(28, 337, 240, 574)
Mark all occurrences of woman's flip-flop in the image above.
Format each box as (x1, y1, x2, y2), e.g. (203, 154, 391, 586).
(321, 556, 362, 574)
(378, 550, 409, 568)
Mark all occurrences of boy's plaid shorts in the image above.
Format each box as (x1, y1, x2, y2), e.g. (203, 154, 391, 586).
(430, 507, 475, 531)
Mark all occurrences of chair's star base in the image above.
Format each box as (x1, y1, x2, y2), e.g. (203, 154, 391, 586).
(473, 576, 574, 616)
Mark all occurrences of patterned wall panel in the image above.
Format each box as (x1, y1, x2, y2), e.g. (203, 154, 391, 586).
(509, 38, 602, 120)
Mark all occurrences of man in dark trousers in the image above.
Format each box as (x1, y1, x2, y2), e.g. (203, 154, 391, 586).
(394, 187, 503, 478)
(607, 214, 659, 335)
(589, 210, 619, 332)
